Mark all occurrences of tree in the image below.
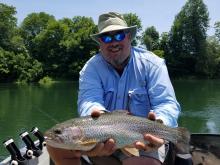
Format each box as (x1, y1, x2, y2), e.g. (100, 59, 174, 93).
(60, 16, 97, 61)
(32, 20, 68, 76)
(19, 12, 55, 53)
(0, 48, 42, 82)
(206, 36, 220, 78)
(60, 16, 98, 79)
(169, 0, 209, 77)
(0, 3, 17, 50)
(29, 16, 97, 79)
(159, 32, 169, 56)
(214, 21, 220, 41)
(123, 13, 142, 45)
(0, 3, 42, 83)
(142, 26, 159, 51)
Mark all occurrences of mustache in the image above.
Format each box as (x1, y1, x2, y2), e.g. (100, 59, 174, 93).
(108, 44, 121, 49)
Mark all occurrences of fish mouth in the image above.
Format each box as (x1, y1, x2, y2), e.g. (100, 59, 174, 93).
(45, 135, 62, 144)
(45, 136, 78, 150)
(44, 131, 65, 144)
(46, 139, 68, 149)
(44, 132, 56, 141)
(45, 138, 93, 151)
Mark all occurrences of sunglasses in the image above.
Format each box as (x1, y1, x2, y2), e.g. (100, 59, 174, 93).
(100, 31, 126, 43)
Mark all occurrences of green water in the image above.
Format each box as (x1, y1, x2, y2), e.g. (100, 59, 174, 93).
(0, 80, 220, 160)
(175, 79, 220, 133)
(0, 82, 78, 160)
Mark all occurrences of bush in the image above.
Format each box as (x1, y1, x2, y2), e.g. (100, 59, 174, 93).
(38, 76, 54, 85)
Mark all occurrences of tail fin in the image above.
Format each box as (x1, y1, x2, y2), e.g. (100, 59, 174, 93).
(175, 127, 191, 154)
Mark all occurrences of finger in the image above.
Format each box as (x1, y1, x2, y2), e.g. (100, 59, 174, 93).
(91, 110, 104, 118)
(101, 139, 116, 155)
(134, 141, 146, 150)
(148, 111, 156, 121)
(144, 134, 164, 146)
(134, 141, 159, 152)
(83, 143, 104, 157)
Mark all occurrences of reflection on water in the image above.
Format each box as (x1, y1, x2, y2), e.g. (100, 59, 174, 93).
(0, 82, 78, 160)
(0, 80, 220, 160)
(206, 121, 219, 133)
(174, 79, 220, 134)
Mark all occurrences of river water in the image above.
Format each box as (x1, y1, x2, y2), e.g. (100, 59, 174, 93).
(0, 80, 220, 160)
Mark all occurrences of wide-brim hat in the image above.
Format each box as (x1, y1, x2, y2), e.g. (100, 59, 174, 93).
(91, 12, 137, 43)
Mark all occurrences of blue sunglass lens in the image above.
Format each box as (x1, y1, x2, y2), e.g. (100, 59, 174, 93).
(114, 33, 125, 41)
(100, 32, 126, 43)
(101, 36, 112, 43)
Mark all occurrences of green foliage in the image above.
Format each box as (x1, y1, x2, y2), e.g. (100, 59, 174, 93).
(0, 3, 17, 50)
(60, 16, 97, 60)
(159, 32, 170, 58)
(38, 76, 54, 85)
(19, 15, 98, 79)
(123, 13, 142, 45)
(59, 16, 98, 78)
(153, 50, 164, 58)
(19, 12, 55, 51)
(142, 26, 159, 51)
(205, 36, 220, 78)
(0, 48, 43, 82)
(32, 20, 68, 63)
(214, 21, 220, 42)
(1, 2, 220, 82)
(168, 0, 209, 77)
(0, 3, 42, 83)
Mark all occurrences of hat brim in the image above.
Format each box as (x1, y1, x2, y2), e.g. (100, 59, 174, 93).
(91, 25, 137, 43)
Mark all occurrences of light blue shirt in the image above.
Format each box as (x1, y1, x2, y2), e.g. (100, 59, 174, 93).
(78, 47, 181, 127)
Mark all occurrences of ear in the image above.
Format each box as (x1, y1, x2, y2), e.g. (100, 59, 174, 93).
(127, 32, 132, 41)
(97, 38, 102, 45)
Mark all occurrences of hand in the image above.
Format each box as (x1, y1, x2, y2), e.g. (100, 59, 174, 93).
(47, 144, 81, 165)
(90, 108, 105, 118)
(82, 138, 116, 157)
(82, 109, 116, 157)
(134, 111, 164, 152)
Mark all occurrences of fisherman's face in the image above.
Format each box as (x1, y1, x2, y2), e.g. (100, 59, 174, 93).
(98, 30, 131, 69)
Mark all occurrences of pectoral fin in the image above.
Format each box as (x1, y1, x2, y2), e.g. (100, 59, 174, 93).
(121, 147, 140, 157)
(79, 139, 97, 146)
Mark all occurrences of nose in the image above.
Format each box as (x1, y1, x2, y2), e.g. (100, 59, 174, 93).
(110, 41, 120, 48)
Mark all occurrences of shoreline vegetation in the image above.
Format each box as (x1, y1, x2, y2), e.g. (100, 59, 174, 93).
(38, 76, 54, 86)
(1, 0, 220, 83)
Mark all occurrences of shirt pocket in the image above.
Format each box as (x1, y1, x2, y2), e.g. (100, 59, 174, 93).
(128, 88, 151, 117)
(104, 88, 114, 110)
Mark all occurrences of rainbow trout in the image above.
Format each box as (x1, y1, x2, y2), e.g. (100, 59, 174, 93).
(45, 111, 190, 154)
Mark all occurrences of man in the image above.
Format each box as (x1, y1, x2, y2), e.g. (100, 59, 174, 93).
(47, 12, 180, 165)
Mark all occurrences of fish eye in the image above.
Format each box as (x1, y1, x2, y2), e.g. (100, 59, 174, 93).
(53, 128, 62, 134)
